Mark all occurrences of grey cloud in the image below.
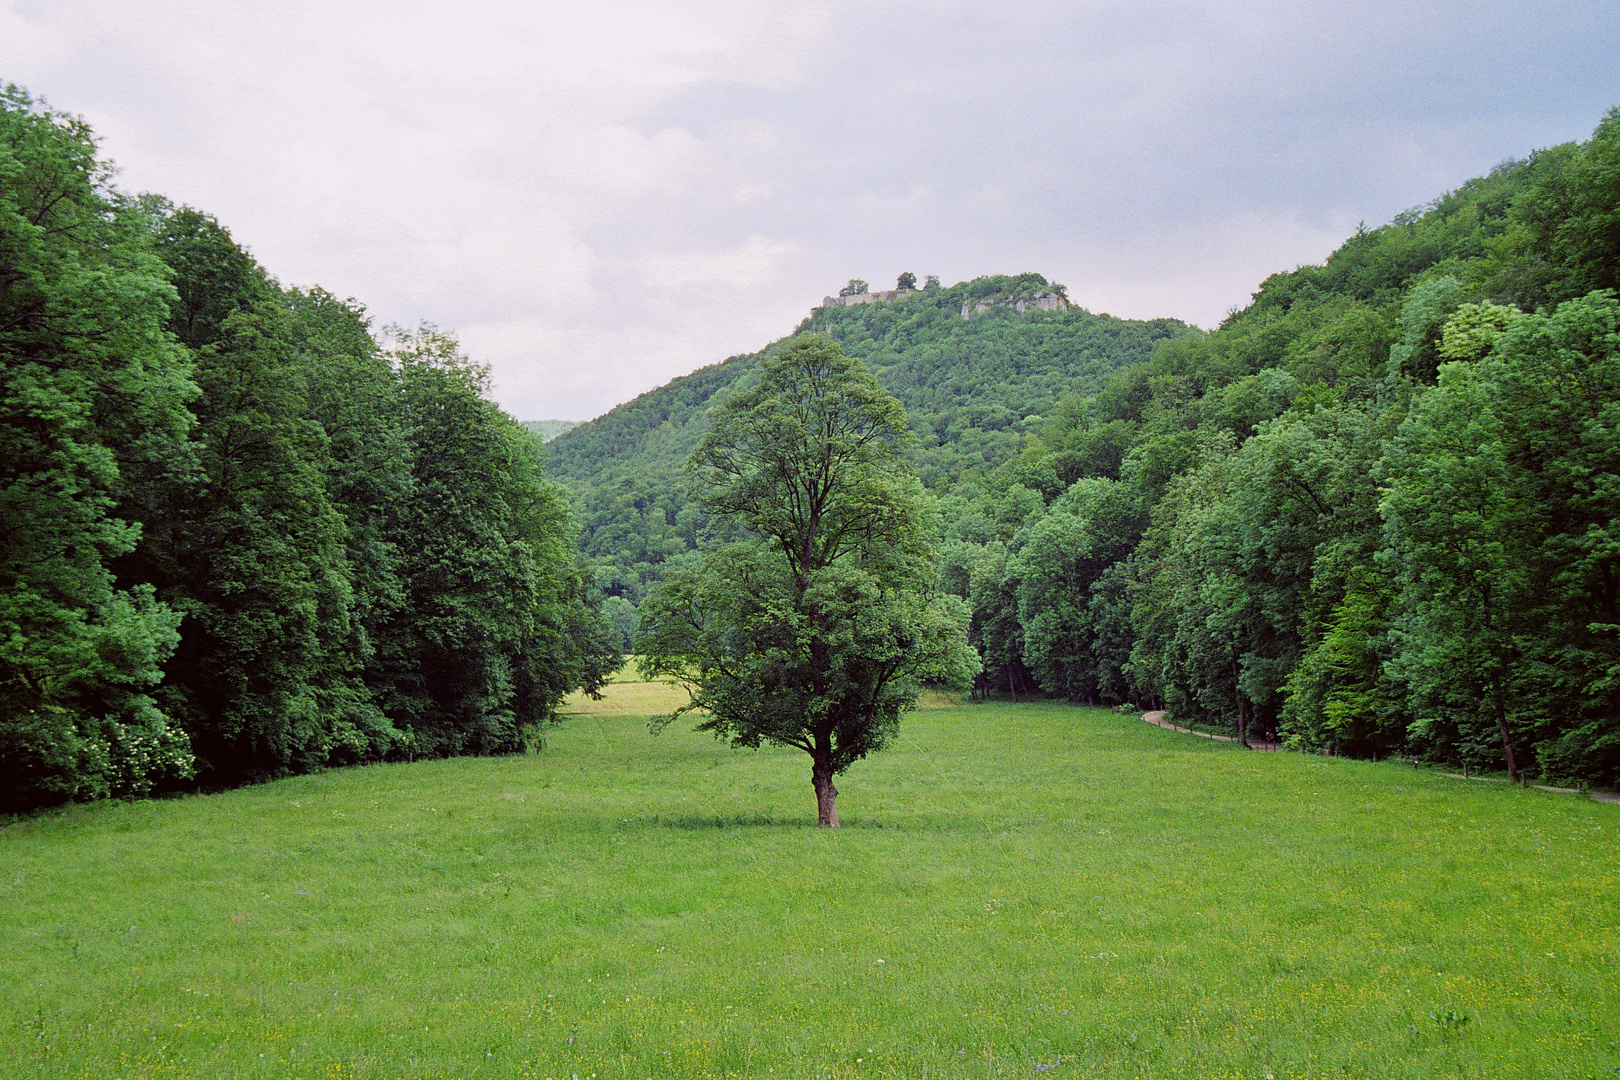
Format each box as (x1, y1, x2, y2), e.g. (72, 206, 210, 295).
(2, 0, 1616, 420)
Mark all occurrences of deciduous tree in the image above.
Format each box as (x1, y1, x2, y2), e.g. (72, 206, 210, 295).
(636, 337, 977, 826)
(0, 86, 193, 808)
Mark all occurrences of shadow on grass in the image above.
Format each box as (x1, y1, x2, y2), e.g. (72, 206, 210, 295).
(637, 812, 1001, 832)
(647, 813, 804, 830)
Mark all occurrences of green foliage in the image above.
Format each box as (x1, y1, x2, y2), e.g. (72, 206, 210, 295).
(548, 274, 1190, 607)
(1383, 291, 1620, 784)
(993, 110, 1620, 783)
(0, 86, 612, 810)
(1540, 106, 1620, 301)
(377, 326, 618, 758)
(1012, 479, 1140, 704)
(636, 337, 977, 824)
(135, 213, 360, 782)
(0, 85, 193, 808)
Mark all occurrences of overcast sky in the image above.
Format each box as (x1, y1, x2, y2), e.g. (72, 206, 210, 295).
(5, 1, 1617, 420)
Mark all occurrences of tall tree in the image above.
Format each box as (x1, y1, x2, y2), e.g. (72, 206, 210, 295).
(377, 325, 615, 756)
(637, 336, 977, 826)
(1013, 478, 1141, 704)
(1383, 291, 1620, 783)
(121, 205, 365, 782)
(1379, 334, 1534, 779)
(0, 86, 194, 808)
(284, 286, 413, 763)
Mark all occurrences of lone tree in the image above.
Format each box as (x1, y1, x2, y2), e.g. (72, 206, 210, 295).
(838, 278, 869, 297)
(896, 271, 917, 290)
(636, 337, 978, 826)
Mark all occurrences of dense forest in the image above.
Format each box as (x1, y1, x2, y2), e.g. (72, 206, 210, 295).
(0, 86, 619, 812)
(558, 109, 1620, 788)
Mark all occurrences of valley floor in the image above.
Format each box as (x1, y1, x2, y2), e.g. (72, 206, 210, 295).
(2, 673, 1615, 1079)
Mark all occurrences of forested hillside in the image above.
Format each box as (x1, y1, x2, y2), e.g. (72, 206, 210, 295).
(565, 109, 1620, 788)
(546, 275, 1191, 613)
(966, 106, 1620, 787)
(0, 87, 618, 812)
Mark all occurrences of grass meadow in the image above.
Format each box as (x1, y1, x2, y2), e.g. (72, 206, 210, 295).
(2, 671, 1616, 1080)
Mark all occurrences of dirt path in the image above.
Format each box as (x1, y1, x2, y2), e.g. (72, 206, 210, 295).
(1441, 773, 1620, 804)
(1140, 711, 1619, 801)
(1140, 710, 1277, 751)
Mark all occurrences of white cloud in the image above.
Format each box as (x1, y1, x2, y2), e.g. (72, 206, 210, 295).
(634, 234, 801, 293)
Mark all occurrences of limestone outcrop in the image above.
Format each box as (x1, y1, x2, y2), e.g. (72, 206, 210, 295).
(960, 292, 1067, 319)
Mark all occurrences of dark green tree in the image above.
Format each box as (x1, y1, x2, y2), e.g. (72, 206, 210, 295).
(377, 325, 615, 756)
(137, 229, 357, 782)
(1383, 291, 1620, 782)
(1380, 331, 1534, 779)
(0, 86, 194, 808)
(283, 286, 413, 763)
(1014, 478, 1140, 704)
(636, 337, 978, 826)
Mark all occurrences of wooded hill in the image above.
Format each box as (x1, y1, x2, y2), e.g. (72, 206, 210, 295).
(554, 109, 1620, 788)
(546, 275, 1192, 612)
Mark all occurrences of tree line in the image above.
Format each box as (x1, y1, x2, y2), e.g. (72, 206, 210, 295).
(1, 86, 618, 812)
(558, 109, 1620, 788)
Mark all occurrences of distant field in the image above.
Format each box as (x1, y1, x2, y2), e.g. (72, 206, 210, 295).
(3, 676, 1616, 1079)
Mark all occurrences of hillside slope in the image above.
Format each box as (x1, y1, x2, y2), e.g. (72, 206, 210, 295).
(544, 273, 1193, 602)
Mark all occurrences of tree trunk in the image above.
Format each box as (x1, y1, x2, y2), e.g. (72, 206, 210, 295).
(1231, 655, 1250, 747)
(812, 764, 840, 828)
(1491, 677, 1518, 782)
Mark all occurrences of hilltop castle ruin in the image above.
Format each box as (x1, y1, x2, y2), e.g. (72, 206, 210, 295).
(814, 284, 1069, 320)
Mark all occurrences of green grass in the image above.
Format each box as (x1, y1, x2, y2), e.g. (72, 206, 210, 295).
(3, 680, 1617, 1080)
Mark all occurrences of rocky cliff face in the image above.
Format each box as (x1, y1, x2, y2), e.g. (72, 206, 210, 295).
(961, 292, 1067, 319)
